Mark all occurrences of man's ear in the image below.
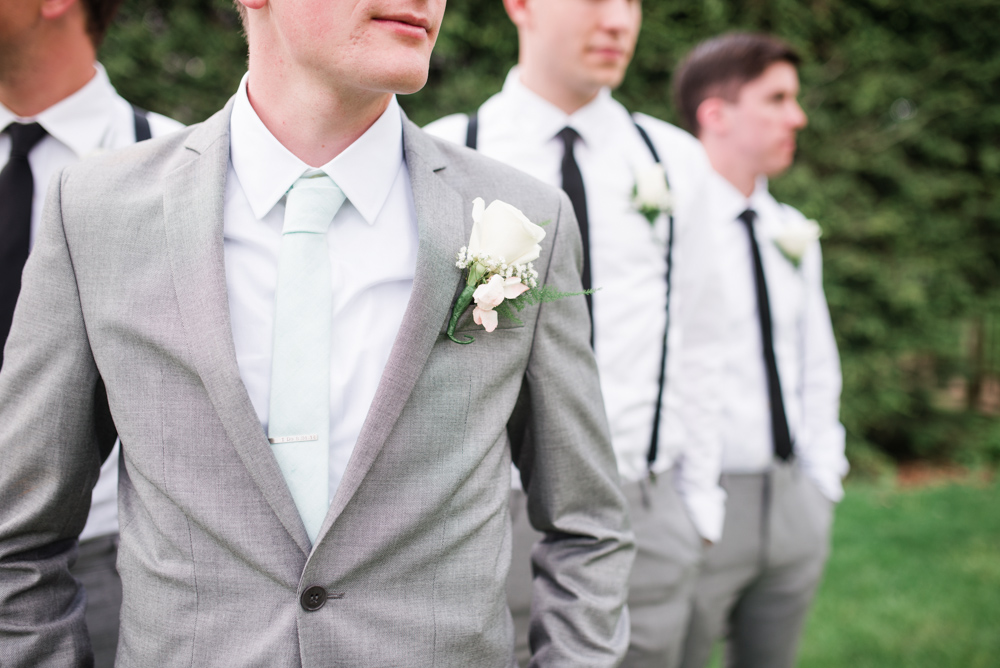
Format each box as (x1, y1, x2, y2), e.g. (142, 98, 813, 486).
(40, 0, 78, 20)
(697, 97, 728, 137)
(502, 0, 531, 29)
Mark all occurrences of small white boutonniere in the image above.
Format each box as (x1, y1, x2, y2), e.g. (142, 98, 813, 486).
(773, 218, 822, 267)
(446, 198, 590, 344)
(631, 163, 673, 225)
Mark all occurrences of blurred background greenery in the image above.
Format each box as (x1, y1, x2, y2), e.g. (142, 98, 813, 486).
(102, 0, 1000, 478)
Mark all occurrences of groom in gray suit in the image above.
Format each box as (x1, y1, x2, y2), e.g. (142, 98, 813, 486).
(0, 1, 634, 666)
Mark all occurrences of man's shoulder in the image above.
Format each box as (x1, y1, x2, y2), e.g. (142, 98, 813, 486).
(422, 112, 470, 146)
(60, 107, 226, 200)
(60, 126, 191, 195)
(632, 113, 707, 164)
(146, 109, 186, 137)
(411, 122, 568, 215)
(631, 113, 694, 143)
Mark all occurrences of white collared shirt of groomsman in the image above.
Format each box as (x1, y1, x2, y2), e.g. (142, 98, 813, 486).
(708, 172, 847, 501)
(0, 62, 182, 546)
(426, 66, 727, 542)
(224, 74, 417, 503)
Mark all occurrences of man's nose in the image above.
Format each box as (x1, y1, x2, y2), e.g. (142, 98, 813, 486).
(789, 100, 808, 129)
(599, 0, 637, 32)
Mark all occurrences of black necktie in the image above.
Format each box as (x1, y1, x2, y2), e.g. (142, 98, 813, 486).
(0, 122, 48, 369)
(556, 127, 594, 337)
(738, 209, 793, 461)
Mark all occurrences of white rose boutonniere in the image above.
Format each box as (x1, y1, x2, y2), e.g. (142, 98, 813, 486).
(773, 218, 822, 267)
(631, 163, 673, 224)
(447, 198, 590, 344)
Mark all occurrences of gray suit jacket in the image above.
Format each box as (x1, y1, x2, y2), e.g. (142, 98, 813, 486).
(0, 101, 634, 667)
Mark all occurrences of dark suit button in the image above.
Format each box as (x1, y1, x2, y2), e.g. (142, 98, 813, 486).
(301, 586, 327, 611)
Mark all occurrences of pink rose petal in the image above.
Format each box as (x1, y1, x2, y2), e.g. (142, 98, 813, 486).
(503, 278, 529, 300)
(474, 307, 498, 332)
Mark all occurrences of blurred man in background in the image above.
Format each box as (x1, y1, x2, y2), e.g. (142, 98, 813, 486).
(427, 1, 727, 665)
(673, 32, 847, 668)
(0, 0, 181, 664)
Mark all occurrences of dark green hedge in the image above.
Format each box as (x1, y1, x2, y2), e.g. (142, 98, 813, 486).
(102, 0, 1000, 474)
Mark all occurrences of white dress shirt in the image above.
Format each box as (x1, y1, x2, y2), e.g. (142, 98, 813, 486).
(0, 63, 183, 542)
(425, 68, 727, 541)
(225, 75, 417, 506)
(707, 172, 848, 501)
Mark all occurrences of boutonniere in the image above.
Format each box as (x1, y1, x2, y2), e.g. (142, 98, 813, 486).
(773, 218, 822, 267)
(446, 198, 587, 344)
(631, 163, 673, 225)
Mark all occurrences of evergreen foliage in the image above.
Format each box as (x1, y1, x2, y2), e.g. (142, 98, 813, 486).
(101, 0, 1000, 472)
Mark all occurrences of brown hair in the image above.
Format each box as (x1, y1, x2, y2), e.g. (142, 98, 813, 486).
(673, 32, 801, 136)
(80, 0, 126, 47)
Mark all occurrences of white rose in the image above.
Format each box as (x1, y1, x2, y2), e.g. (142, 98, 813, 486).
(773, 218, 822, 264)
(633, 163, 673, 213)
(467, 198, 546, 267)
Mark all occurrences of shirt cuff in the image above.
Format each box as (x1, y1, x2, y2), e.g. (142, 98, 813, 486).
(674, 473, 727, 543)
(801, 464, 845, 503)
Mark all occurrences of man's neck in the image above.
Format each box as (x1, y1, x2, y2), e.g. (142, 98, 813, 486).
(246, 52, 392, 168)
(0, 32, 96, 117)
(516, 64, 599, 116)
(702, 136, 758, 197)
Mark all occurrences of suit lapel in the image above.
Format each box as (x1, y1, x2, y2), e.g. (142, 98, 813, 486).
(163, 101, 311, 555)
(314, 118, 468, 544)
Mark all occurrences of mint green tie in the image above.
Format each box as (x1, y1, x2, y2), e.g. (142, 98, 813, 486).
(268, 174, 345, 544)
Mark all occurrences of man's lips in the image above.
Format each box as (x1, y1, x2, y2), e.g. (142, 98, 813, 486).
(372, 13, 432, 37)
(587, 46, 627, 60)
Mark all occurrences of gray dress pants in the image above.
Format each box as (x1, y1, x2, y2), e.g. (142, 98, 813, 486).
(508, 475, 702, 668)
(680, 462, 834, 668)
(70, 533, 122, 668)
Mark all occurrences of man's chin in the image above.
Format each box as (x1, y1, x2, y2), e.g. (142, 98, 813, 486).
(586, 66, 629, 92)
(372, 70, 429, 96)
(353, 58, 430, 97)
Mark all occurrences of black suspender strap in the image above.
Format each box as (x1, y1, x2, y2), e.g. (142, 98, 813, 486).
(633, 118, 675, 475)
(466, 112, 674, 471)
(633, 121, 661, 163)
(465, 112, 478, 150)
(132, 105, 152, 142)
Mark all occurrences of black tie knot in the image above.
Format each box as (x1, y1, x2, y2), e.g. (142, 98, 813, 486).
(738, 208, 757, 227)
(5, 123, 47, 159)
(556, 126, 581, 151)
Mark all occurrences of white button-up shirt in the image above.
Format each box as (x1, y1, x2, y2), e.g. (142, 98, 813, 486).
(0, 63, 183, 542)
(425, 68, 727, 541)
(708, 173, 848, 501)
(225, 75, 417, 504)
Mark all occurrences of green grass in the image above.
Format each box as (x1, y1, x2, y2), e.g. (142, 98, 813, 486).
(708, 479, 1000, 668)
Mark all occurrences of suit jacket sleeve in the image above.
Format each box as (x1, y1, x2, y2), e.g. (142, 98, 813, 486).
(512, 190, 636, 668)
(0, 170, 111, 667)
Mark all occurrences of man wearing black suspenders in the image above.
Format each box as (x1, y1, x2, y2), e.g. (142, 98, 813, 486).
(0, 1, 181, 664)
(426, 1, 726, 665)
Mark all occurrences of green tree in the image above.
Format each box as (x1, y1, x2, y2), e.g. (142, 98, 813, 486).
(102, 0, 1000, 473)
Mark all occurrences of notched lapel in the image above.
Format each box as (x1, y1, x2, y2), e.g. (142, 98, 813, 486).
(163, 102, 311, 555)
(314, 120, 468, 544)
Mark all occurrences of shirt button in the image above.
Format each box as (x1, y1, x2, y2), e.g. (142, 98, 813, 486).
(300, 585, 328, 611)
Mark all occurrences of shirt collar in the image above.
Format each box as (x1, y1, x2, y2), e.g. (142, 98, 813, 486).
(229, 73, 403, 224)
(499, 66, 622, 148)
(0, 63, 117, 159)
(708, 170, 774, 223)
